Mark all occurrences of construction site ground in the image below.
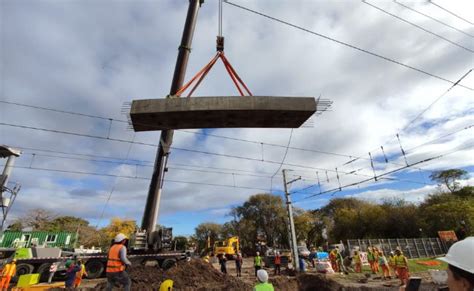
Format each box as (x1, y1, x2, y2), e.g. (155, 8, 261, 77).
(57, 257, 447, 290)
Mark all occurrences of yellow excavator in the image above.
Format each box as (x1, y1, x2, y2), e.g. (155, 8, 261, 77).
(207, 236, 240, 260)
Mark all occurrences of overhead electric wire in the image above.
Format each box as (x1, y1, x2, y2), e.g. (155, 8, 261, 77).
(10, 165, 271, 192)
(402, 69, 473, 131)
(223, 0, 473, 91)
(393, 0, 474, 38)
(293, 142, 473, 203)
(362, 0, 474, 53)
(429, 1, 474, 26)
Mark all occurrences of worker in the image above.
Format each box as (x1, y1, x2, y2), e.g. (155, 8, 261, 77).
(353, 251, 362, 273)
(388, 251, 397, 278)
(367, 247, 375, 274)
(274, 251, 281, 275)
(106, 233, 132, 291)
(394, 249, 409, 286)
(74, 259, 88, 288)
(329, 248, 338, 272)
(219, 253, 227, 274)
(335, 247, 344, 274)
(254, 251, 262, 276)
(159, 279, 174, 291)
(254, 269, 274, 291)
(64, 260, 81, 290)
(0, 258, 16, 290)
(378, 251, 390, 280)
(439, 237, 474, 291)
(203, 254, 210, 263)
(235, 252, 243, 277)
(372, 247, 380, 273)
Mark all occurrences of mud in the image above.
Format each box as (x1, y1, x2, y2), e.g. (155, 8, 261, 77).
(95, 259, 251, 290)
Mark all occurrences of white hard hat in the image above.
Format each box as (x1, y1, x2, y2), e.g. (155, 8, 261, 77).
(439, 237, 474, 274)
(114, 233, 127, 243)
(257, 269, 268, 283)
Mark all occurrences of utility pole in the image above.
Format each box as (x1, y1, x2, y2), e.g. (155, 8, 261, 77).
(141, 0, 204, 246)
(282, 169, 301, 271)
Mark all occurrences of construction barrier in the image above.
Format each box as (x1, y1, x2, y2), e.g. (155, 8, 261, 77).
(346, 237, 446, 259)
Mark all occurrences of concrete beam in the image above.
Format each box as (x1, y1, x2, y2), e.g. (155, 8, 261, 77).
(129, 96, 317, 131)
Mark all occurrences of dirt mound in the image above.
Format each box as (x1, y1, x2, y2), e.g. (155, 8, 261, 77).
(270, 276, 298, 291)
(298, 273, 343, 291)
(96, 259, 251, 290)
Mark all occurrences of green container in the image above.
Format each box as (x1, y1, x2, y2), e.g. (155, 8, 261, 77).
(0, 231, 77, 248)
(14, 248, 32, 259)
(17, 273, 39, 287)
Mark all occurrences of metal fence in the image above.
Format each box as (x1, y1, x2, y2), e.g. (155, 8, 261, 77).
(346, 238, 446, 259)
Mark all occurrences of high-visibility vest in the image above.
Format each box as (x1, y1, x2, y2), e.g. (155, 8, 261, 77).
(2, 263, 16, 277)
(388, 256, 396, 266)
(107, 244, 125, 273)
(395, 255, 407, 268)
(254, 256, 262, 267)
(254, 282, 274, 291)
(354, 254, 361, 263)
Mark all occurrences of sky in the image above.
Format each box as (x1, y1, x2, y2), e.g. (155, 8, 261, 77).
(1, 0, 473, 236)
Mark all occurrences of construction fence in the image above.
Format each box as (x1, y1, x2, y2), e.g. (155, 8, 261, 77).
(346, 238, 447, 259)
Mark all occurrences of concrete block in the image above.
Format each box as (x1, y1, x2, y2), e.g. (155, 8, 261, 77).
(129, 96, 316, 131)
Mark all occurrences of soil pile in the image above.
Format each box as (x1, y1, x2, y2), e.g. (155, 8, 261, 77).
(96, 259, 251, 290)
(298, 273, 343, 291)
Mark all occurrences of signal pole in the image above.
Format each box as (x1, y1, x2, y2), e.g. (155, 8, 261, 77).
(282, 169, 301, 271)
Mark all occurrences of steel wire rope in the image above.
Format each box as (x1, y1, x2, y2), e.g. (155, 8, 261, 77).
(362, 0, 474, 53)
(223, 0, 473, 91)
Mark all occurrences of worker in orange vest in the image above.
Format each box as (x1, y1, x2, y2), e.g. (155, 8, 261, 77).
(274, 251, 281, 275)
(329, 249, 338, 272)
(106, 233, 132, 291)
(74, 259, 88, 288)
(0, 258, 16, 290)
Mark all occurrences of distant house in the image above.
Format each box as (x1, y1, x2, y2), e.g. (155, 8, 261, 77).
(0, 231, 77, 248)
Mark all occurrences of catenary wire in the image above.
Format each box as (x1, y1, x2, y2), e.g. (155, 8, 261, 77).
(223, 0, 473, 91)
(429, 0, 474, 25)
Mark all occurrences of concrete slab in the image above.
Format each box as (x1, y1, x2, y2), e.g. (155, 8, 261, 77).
(129, 96, 317, 131)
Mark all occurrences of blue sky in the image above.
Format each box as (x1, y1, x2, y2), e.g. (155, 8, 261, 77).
(1, 0, 473, 237)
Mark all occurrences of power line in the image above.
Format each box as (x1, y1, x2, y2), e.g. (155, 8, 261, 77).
(270, 129, 294, 192)
(429, 0, 474, 25)
(393, 0, 474, 38)
(11, 165, 271, 192)
(223, 0, 473, 91)
(293, 143, 472, 203)
(402, 69, 473, 131)
(362, 0, 473, 53)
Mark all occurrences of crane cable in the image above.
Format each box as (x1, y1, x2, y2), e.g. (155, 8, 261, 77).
(174, 0, 252, 97)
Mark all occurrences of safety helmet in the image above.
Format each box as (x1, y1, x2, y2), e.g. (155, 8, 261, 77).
(439, 237, 474, 274)
(256, 251, 259, 255)
(257, 269, 269, 283)
(114, 233, 128, 243)
(159, 279, 174, 291)
(12, 258, 17, 263)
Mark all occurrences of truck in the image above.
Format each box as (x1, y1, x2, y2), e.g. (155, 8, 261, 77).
(213, 236, 240, 259)
(0, 227, 187, 282)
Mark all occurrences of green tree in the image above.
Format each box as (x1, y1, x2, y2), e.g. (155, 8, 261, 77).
(173, 236, 188, 251)
(430, 169, 468, 193)
(194, 222, 223, 251)
(231, 193, 288, 248)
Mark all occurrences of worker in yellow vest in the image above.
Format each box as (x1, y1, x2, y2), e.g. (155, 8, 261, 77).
(254, 269, 274, 291)
(353, 250, 362, 273)
(254, 252, 262, 277)
(394, 249, 409, 286)
(388, 251, 397, 278)
(0, 258, 16, 290)
(74, 259, 88, 288)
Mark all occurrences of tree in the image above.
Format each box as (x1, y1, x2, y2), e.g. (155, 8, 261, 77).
(21, 209, 55, 230)
(173, 236, 188, 251)
(7, 221, 23, 231)
(194, 222, 223, 251)
(430, 169, 468, 193)
(231, 194, 288, 248)
(101, 218, 137, 243)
